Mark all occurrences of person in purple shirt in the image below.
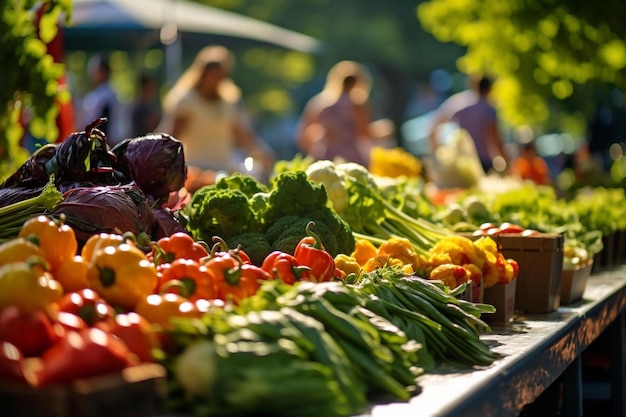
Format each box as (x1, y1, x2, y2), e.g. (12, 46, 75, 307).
(429, 76, 507, 172)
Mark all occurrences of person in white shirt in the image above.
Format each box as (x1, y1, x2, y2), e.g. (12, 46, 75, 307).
(160, 46, 274, 189)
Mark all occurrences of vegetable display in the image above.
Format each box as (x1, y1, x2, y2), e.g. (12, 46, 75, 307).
(1, 123, 623, 417)
(0, 211, 502, 417)
(183, 171, 355, 264)
(0, 119, 187, 248)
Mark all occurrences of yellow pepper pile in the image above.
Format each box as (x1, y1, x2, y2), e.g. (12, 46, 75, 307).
(335, 237, 421, 280)
(341, 235, 518, 297)
(368, 146, 422, 178)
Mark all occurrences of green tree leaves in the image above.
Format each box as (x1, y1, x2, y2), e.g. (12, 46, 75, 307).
(1, 0, 71, 179)
(417, 0, 626, 135)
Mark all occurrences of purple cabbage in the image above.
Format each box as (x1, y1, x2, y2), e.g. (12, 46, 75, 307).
(52, 184, 155, 248)
(0, 145, 57, 189)
(52, 118, 118, 183)
(111, 133, 187, 203)
(1, 118, 119, 190)
(0, 186, 45, 208)
(151, 206, 186, 241)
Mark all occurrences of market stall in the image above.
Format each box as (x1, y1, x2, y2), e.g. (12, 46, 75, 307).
(0, 132, 624, 417)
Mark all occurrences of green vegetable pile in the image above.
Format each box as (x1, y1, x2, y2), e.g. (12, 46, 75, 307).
(304, 160, 451, 257)
(182, 171, 354, 265)
(353, 268, 498, 369)
(159, 268, 499, 417)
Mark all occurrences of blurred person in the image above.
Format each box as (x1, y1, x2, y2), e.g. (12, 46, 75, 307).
(79, 54, 123, 145)
(160, 45, 274, 190)
(129, 73, 161, 137)
(428, 75, 507, 173)
(296, 60, 379, 166)
(511, 141, 551, 185)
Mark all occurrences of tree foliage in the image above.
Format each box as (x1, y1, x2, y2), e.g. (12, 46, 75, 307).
(0, 0, 72, 177)
(417, 0, 626, 135)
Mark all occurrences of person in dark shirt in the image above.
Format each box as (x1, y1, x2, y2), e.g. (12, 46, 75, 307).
(429, 76, 507, 172)
(129, 74, 161, 137)
(79, 54, 123, 145)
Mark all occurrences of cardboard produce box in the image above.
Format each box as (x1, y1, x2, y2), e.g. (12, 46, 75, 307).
(1, 363, 167, 417)
(464, 233, 564, 314)
(483, 279, 516, 325)
(560, 262, 593, 305)
(490, 233, 564, 314)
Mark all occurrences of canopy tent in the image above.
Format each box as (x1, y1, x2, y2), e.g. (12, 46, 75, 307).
(64, 0, 322, 53)
(63, 0, 323, 86)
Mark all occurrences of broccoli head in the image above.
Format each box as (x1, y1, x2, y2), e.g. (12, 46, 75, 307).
(184, 186, 262, 243)
(226, 232, 273, 266)
(214, 172, 268, 198)
(264, 171, 329, 224)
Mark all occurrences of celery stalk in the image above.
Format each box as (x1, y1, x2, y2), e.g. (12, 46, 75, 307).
(0, 175, 63, 218)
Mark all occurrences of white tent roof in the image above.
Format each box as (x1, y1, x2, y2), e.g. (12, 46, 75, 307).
(67, 0, 321, 53)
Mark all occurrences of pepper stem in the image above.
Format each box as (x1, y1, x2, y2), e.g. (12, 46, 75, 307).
(223, 255, 244, 286)
(160, 279, 194, 298)
(305, 221, 324, 250)
(99, 267, 116, 288)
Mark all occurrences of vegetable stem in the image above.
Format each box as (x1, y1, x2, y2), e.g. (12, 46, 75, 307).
(0, 176, 62, 218)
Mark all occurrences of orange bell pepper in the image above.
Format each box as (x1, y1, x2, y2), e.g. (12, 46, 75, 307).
(135, 293, 202, 329)
(53, 255, 89, 293)
(205, 252, 271, 302)
(158, 258, 217, 301)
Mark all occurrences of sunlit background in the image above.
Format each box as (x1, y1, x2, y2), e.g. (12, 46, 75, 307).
(3, 0, 626, 188)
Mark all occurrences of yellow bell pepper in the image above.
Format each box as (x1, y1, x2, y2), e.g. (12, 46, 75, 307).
(369, 146, 422, 178)
(87, 243, 158, 310)
(334, 254, 361, 278)
(428, 263, 470, 290)
(0, 258, 63, 313)
(377, 237, 422, 271)
(0, 238, 46, 267)
(351, 239, 378, 266)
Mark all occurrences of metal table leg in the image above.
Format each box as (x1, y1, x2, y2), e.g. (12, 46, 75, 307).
(611, 311, 625, 417)
(563, 355, 583, 417)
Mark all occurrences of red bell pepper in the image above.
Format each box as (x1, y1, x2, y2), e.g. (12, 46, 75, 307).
(26, 327, 133, 387)
(0, 306, 60, 357)
(261, 250, 310, 285)
(55, 312, 88, 333)
(0, 341, 26, 382)
(57, 288, 115, 327)
(206, 236, 252, 265)
(100, 312, 159, 363)
(293, 222, 336, 282)
(152, 232, 209, 265)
